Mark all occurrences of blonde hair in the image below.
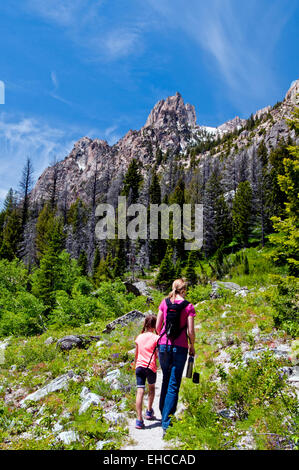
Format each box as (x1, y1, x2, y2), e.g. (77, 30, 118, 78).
(168, 278, 187, 302)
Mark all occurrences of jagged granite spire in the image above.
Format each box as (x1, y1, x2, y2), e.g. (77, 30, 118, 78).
(144, 92, 197, 129)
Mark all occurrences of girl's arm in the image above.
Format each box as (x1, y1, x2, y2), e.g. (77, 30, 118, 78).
(156, 309, 164, 335)
(134, 344, 138, 368)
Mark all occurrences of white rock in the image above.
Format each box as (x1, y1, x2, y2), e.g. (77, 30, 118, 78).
(79, 387, 102, 415)
(44, 337, 55, 345)
(20, 373, 71, 407)
(104, 410, 126, 425)
(52, 422, 63, 433)
(214, 350, 231, 364)
(56, 430, 79, 445)
(251, 327, 260, 338)
(96, 440, 113, 450)
(0, 338, 11, 364)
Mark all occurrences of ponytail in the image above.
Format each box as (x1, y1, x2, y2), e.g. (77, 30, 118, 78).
(168, 278, 187, 302)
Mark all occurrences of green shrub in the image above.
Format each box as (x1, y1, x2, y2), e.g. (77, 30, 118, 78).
(49, 290, 100, 328)
(224, 351, 294, 420)
(187, 284, 212, 304)
(0, 258, 28, 293)
(269, 275, 299, 337)
(0, 290, 46, 337)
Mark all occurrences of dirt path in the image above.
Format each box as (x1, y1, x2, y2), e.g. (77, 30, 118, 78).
(122, 364, 187, 451)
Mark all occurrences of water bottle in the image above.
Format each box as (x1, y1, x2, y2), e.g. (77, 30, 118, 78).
(186, 356, 194, 378)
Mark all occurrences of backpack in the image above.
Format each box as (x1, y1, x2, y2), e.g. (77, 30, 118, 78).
(165, 297, 189, 342)
(144, 298, 190, 370)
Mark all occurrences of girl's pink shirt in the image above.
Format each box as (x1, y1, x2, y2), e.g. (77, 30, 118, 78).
(135, 332, 159, 373)
(158, 298, 196, 348)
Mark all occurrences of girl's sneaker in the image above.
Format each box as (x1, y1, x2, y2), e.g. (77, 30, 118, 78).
(135, 419, 145, 429)
(145, 409, 156, 420)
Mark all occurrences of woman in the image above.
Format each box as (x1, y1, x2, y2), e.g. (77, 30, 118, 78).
(156, 278, 196, 436)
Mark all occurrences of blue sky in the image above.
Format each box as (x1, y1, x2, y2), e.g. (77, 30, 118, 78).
(0, 0, 298, 206)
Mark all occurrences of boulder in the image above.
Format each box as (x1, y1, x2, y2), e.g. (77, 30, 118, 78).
(56, 335, 101, 351)
(218, 408, 237, 419)
(123, 281, 154, 304)
(102, 310, 145, 334)
(20, 371, 75, 407)
(210, 281, 249, 299)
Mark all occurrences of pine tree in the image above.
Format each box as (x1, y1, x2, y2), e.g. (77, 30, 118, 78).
(185, 251, 198, 286)
(244, 254, 250, 275)
(122, 159, 143, 204)
(155, 246, 175, 291)
(174, 258, 182, 279)
(269, 107, 299, 275)
(156, 147, 163, 166)
(0, 208, 22, 260)
(78, 250, 88, 276)
(148, 168, 165, 264)
(169, 177, 185, 260)
(31, 217, 65, 310)
(19, 157, 34, 228)
(35, 203, 55, 260)
(92, 247, 101, 276)
(203, 165, 231, 256)
(232, 181, 253, 248)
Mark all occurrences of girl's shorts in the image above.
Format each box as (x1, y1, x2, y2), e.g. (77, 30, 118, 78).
(135, 366, 156, 388)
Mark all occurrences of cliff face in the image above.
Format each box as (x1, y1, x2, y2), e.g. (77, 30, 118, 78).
(29, 80, 299, 209)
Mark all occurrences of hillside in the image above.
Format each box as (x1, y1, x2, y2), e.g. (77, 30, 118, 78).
(0, 247, 298, 451)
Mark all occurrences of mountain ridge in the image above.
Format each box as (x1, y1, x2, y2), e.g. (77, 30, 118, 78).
(29, 79, 298, 211)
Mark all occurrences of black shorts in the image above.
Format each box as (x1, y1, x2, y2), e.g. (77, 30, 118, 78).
(136, 366, 157, 388)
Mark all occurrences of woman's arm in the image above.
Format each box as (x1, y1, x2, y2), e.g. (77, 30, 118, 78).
(156, 309, 164, 335)
(187, 316, 195, 356)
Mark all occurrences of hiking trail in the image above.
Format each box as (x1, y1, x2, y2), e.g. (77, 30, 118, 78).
(122, 364, 187, 451)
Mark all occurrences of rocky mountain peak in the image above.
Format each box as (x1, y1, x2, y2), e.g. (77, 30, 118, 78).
(285, 79, 299, 104)
(217, 116, 247, 134)
(144, 92, 197, 129)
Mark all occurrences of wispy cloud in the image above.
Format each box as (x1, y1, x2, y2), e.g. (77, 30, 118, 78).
(24, 0, 145, 62)
(0, 113, 75, 206)
(50, 71, 59, 89)
(0, 111, 125, 206)
(148, 0, 296, 108)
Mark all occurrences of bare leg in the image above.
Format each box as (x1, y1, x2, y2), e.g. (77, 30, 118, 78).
(136, 387, 145, 421)
(147, 383, 155, 412)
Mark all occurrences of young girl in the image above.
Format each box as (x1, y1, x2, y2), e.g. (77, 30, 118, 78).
(134, 314, 159, 429)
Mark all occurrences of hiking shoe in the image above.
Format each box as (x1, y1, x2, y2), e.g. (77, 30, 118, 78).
(145, 409, 156, 420)
(135, 419, 145, 429)
(162, 429, 167, 439)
